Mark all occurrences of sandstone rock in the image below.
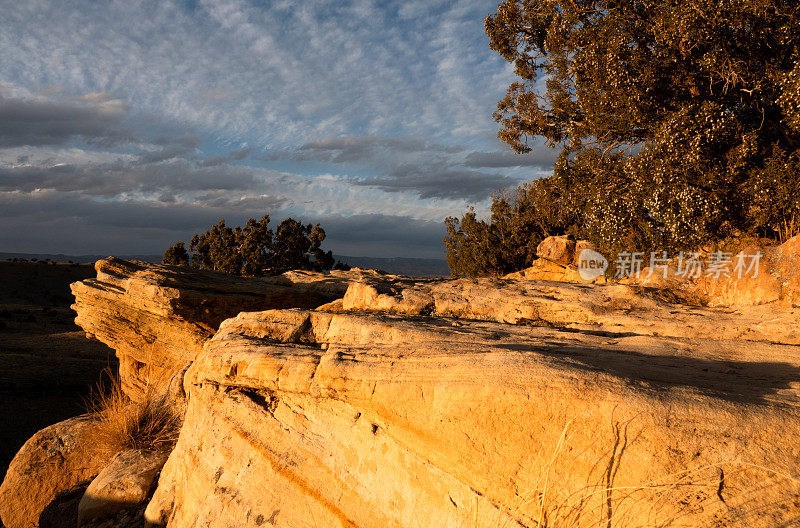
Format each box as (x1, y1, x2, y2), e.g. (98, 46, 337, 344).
(70, 258, 346, 399)
(536, 235, 576, 265)
(504, 258, 606, 284)
(335, 276, 800, 343)
(572, 239, 597, 266)
(56, 259, 800, 527)
(78, 448, 169, 525)
(693, 245, 782, 306)
(626, 239, 800, 308)
(146, 308, 800, 527)
(770, 234, 800, 306)
(316, 298, 344, 311)
(38, 482, 91, 528)
(342, 282, 434, 314)
(0, 415, 113, 528)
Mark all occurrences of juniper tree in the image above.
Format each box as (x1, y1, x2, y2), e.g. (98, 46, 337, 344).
(485, 0, 800, 248)
(164, 214, 338, 276)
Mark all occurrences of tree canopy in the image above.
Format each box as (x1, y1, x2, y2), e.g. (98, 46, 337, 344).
(163, 214, 340, 276)
(445, 0, 800, 277)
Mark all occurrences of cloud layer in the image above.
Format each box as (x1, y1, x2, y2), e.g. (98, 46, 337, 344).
(0, 0, 554, 258)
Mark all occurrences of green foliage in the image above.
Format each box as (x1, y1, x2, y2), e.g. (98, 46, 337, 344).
(269, 218, 335, 275)
(444, 178, 582, 277)
(162, 241, 190, 267)
(163, 214, 338, 276)
(446, 0, 800, 276)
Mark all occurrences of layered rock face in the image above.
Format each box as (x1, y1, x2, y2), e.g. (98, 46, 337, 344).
(4, 257, 797, 527)
(69, 258, 361, 398)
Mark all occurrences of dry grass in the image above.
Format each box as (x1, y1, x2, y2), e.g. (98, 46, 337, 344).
(778, 215, 799, 244)
(85, 369, 181, 456)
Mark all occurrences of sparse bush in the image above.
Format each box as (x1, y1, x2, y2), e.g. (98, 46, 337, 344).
(86, 373, 181, 456)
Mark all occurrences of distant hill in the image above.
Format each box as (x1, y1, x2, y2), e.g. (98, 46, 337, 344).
(335, 255, 450, 277)
(0, 252, 451, 277)
(0, 252, 162, 264)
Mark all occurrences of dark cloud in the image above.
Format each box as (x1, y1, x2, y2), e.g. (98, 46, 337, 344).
(199, 147, 251, 167)
(229, 147, 251, 160)
(136, 134, 202, 164)
(463, 149, 557, 169)
(0, 190, 285, 231)
(274, 135, 463, 164)
(299, 213, 446, 259)
(197, 155, 227, 167)
(0, 158, 262, 197)
(0, 94, 129, 147)
(0, 191, 443, 258)
(355, 163, 518, 201)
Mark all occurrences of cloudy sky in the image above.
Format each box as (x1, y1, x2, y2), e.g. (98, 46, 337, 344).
(0, 0, 554, 258)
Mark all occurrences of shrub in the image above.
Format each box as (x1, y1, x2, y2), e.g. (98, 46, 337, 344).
(162, 241, 190, 267)
(86, 373, 181, 456)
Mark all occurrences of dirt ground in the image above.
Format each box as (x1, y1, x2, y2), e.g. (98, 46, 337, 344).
(0, 260, 116, 483)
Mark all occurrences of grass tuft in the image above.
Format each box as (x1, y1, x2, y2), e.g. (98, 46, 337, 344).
(85, 369, 181, 456)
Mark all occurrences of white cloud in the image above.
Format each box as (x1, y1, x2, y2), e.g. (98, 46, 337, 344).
(0, 0, 514, 146)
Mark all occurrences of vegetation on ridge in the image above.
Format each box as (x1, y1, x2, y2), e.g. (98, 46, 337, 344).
(163, 214, 348, 276)
(446, 0, 800, 277)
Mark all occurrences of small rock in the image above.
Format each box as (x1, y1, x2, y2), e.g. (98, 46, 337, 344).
(78, 449, 170, 526)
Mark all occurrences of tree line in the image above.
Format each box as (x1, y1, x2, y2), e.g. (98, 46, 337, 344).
(163, 215, 348, 276)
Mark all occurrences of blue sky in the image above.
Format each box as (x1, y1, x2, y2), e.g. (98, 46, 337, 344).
(0, 0, 554, 258)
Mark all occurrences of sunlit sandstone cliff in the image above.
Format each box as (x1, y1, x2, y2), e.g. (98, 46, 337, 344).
(3, 241, 800, 527)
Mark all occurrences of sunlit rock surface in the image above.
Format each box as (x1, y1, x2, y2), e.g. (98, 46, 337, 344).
(69, 258, 349, 398)
(146, 309, 800, 527)
(4, 255, 793, 527)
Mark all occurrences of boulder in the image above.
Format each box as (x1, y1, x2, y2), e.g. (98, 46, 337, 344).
(536, 235, 576, 265)
(145, 308, 800, 527)
(0, 415, 113, 528)
(572, 239, 598, 266)
(78, 448, 169, 526)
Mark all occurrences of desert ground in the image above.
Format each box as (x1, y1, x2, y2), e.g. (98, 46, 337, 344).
(0, 260, 115, 483)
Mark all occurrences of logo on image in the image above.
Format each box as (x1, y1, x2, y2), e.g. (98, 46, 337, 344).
(577, 249, 608, 280)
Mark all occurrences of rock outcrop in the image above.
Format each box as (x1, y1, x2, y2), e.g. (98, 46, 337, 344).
(340, 277, 800, 344)
(5, 256, 800, 527)
(69, 258, 356, 398)
(626, 235, 800, 307)
(143, 308, 800, 527)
